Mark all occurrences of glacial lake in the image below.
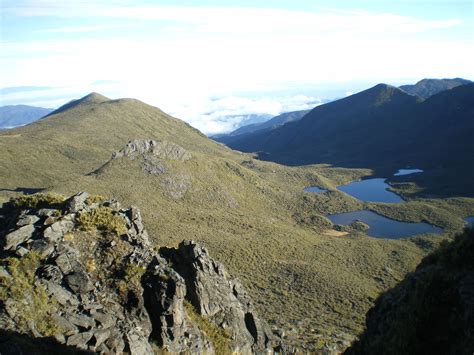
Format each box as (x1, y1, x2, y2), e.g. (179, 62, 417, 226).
(304, 186, 327, 193)
(327, 210, 443, 239)
(337, 178, 403, 203)
(465, 216, 474, 228)
(394, 168, 424, 176)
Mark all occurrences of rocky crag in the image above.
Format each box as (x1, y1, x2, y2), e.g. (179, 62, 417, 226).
(93, 139, 192, 176)
(0, 192, 279, 354)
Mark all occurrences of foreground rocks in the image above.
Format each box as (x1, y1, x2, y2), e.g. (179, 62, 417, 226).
(0, 192, 280, 354)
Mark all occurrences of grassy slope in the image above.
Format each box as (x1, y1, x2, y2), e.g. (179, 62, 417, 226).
(347, 228, 474, 355)
(1, 93, 473, 349)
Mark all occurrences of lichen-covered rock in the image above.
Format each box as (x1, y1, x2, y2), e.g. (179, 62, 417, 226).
(164, 240, 279, 353)
(0, 192, 281, 354)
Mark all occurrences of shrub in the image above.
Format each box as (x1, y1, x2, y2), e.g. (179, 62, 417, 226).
(85, 194, 106, 206)
(76, 206, 126, 235)
(10, 193, 65, 209)
(0, 252, 59, 336)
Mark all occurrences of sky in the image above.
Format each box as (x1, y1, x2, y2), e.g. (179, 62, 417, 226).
(1, 0, 473, 134)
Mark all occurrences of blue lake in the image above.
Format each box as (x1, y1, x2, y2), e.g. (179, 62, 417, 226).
(327, 210, 443, 239)
(337, 178, 403, 203)
(394, 168, 424, 176)
(304, 186, 327, 193)
(465, 216, 474, 228)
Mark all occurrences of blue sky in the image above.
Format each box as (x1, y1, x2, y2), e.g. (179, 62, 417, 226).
(1, 0, 473, 134)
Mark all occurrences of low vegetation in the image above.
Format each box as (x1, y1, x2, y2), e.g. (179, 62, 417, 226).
(0, 252, 59, 336)
(75, 206, 126, 235)
(348, 228, 474, 355)
(184, 301, 230, 354)
(10, 192, 65, 210)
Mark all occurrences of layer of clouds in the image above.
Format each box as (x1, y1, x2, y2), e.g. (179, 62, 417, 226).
(0, 84, 322, 135)
(169, 95, 323, 135)
(1, 1, 472, 134)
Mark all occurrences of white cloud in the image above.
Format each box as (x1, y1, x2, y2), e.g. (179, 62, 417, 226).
(1, 2, 472, 134)
(166, 95, 322, 135)
(37, 24, 135, 34)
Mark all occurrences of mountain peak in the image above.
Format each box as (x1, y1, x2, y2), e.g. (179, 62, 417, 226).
(47, 92, 110, 117)
(352, 83, 418, 107)
(80, 92, 110, 104)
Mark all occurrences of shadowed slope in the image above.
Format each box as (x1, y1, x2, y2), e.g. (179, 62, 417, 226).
(223, 84, 474, 197)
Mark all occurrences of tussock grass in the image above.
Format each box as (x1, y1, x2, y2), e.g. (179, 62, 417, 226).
(0, 252, 59, 336)
(184, 301, 230, 354)
(76, 206, 126, 235)
(10, 192, 65, 210)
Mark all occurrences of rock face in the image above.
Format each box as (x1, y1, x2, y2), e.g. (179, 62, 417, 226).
(163, 241, 278, 353)
(108, 139, 191, 175)
(0, 192, 280, 354)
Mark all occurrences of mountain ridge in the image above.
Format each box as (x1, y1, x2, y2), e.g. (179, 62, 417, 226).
(221, 83, 474, 197)
(399, 78, 471, 99)
(0, 105, 52, 129)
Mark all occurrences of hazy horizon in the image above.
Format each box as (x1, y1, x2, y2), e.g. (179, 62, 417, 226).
(1, 0, 473, 134)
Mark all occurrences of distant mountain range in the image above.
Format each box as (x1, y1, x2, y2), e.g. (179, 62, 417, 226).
(220, 81, 474, 197)
(399, 78, 471, 99)
(214, 78, 472, 146)
(0, 105, 52, 129)
(214, 109, 311, 144)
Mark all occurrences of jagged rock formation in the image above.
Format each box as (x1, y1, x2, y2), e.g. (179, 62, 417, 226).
(0, 192, 279, 354)
(93, 139, 191, 177)
(346, 228, 474, 355)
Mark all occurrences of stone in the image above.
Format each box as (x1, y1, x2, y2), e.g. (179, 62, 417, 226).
(15, 246, 29, 257)
(39, 264, 63, 282)
(43, 219, 74, 242)
(29, 239, 55, 259)
(0, 266, 11, 279)
(167, 241, 278, 353)
(51, 314, 79, 336)
(65, 269, 94, 294)
(66, 331, 93, 349)
(66, 313, 96, 329)
(55, 248, 80, 274)
(127, 330, 154, 355)
(106, 333, 125, 354)
(16, 214, 40, 227)
(93, 328, 111, 348)
(92, 312, 117, 329)
(37, 208, 59, 217)
(2, 224, 35, 250)
(41, 280, 79, 306)
(66, 192, 89, 213)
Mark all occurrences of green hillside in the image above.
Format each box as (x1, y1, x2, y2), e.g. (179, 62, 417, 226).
(347, 227, 474, 355)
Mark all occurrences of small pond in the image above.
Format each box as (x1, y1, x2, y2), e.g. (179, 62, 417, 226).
(393, 168, 424, 176)
(327, 210, 443, 239)
(465, 216, 474, 228)
(337, 178, 403, 203)
(304, 186, 327, 193)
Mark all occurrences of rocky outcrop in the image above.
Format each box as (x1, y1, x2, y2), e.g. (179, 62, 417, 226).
(163, 241, 278, 353)
(107, 139, 191, 175)
(346, 227, 474, 355)
(0, 192, 280, 354)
